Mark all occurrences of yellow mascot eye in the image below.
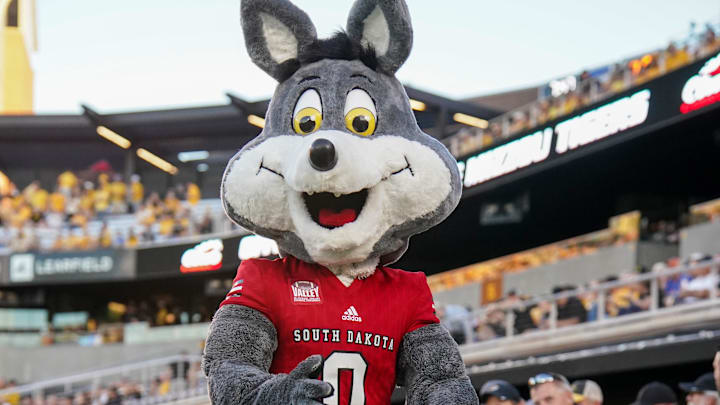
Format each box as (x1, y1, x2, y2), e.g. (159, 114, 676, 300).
(345, 107, 376, 136)
(293, 107, 322, 135)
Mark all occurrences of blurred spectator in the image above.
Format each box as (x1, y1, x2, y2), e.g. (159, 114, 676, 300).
(480, 380, 525, 405)
(106, 387, 121, 405)
(571, 379, 603, 405)
(186, 183, 201, 206)
(702, 24, 720, 55)
(0, 380, 19, 405)
(475, 305, 506, 340)
(679, 373, 718, 405)
(528, 372, 574, 405)
(665, 43, 691, 71)
(504, 291, 536, 334)
(57, 170, 78, 196)
(129, 174, 144, 211)
(437, 304, 472, 344)
(677, 253, 718, 304)
(608, 274, 651, 316)
(580, 281, 601, 322)
(714, 351, 720, 397)
(631, 382, 678, 405)
(553, 286, 587, 327)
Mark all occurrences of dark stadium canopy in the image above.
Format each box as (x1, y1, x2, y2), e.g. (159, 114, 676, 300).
(0, 86, 501, 170)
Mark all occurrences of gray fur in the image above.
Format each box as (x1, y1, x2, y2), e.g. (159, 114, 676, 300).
(397, 324, 479, 405)
(241, 0, 317, 81)
(346, 0, 413, 74)
(203, 305, 333, 405)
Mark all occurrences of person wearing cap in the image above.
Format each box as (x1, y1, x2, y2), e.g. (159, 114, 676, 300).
(631, 381, 678, 405)
(677, 253, 718, 304)
(528, 372, 574, 405)
(680, 372, 718, 405)
(480, 380, 525, 405)
(571, 379, 603, 405)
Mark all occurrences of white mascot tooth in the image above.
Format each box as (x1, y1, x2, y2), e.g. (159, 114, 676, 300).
(208, 0, 471, 404)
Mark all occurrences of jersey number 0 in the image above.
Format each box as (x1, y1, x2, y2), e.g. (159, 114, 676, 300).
(322, 352, 368, 405)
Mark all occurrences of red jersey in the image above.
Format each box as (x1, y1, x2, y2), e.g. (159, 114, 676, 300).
(221, 256, 438, 405)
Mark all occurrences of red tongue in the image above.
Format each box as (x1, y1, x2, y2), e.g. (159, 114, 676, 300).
(318, 208, 357, 227)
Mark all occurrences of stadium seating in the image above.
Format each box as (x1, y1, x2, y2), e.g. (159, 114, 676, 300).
(445, 23, 720, 159)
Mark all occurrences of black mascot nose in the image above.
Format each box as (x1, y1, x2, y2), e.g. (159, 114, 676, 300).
(309, 138, 337, 171)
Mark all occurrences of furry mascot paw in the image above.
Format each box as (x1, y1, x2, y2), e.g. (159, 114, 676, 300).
(202, 0, 479, 404)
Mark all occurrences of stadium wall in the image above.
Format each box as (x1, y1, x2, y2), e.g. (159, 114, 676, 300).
(680, 221, 720, 258)
(502, 241, 676, 296)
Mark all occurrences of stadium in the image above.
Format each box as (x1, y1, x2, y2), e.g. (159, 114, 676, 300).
(1, 0, 720, 404)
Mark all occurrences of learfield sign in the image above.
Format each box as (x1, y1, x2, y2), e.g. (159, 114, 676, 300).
(459, 50, 720, 190)
(6, 250, 132, 284)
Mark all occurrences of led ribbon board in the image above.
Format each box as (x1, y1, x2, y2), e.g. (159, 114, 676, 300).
(458, 51, 720, 192)
(680, 51, 720, 113)
(461, 90, 651, 189)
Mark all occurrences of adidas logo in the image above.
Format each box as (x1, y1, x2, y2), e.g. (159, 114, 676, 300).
(341, 306, 362, 322)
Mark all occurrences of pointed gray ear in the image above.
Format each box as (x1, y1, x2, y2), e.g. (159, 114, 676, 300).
(241, 0, 318, 81)
(346, 0, 413, 75)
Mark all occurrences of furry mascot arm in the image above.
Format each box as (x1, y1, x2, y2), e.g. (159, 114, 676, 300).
(202, 305, 333, 405)
(397, 324, 479, 405)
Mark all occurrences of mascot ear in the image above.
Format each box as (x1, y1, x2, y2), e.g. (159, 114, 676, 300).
(241, 0, 318, 81)
(346, 0, 413, 75)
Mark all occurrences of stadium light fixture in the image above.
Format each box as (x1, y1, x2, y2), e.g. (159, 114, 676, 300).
(409, 99, 426, 111)
(178, 150, 209, 163)
(248, 114, 265, 128)
(96, 125, 131, 149)
(137, 148, 178, 175)
(453, 112, 489, 129)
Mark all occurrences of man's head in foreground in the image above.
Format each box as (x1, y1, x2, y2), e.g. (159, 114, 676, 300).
(680, 373, 718, 405)
(480, 380, 524, 405)
(529, 372, 574, 405)
(631, 381, 678, 405)
(571, 379, 603, 405)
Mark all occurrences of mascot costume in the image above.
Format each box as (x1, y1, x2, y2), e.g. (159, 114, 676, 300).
(202, 0, 478, 404)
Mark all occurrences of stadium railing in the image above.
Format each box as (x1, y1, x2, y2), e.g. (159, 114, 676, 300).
(446, 257, 720, 364)
(0, 353, 206, 405)
(427, 211, 644, 295)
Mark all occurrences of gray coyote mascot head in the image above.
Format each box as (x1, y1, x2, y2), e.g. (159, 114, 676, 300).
(221, 0, 461, 279)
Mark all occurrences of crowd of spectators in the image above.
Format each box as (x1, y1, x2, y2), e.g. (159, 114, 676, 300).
(0, 359, 205, 405)
(477, 368, 718, 405)
(43, 295, 214, 346)
(427, 211, 641, 293)
(439, 252, 719, 345)
(448, 23, 720, 158)
(8, 348, 717, 405)
(0, 169, 215, 252)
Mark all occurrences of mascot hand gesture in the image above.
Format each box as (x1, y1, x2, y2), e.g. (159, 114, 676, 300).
(202, 1, 478, 404)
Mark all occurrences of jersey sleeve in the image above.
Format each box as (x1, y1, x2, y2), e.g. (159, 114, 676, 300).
(220, 258, 276, 325)
(405, 272, 440, 334)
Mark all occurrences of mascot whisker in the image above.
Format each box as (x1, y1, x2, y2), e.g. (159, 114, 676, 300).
(202, 1, 478, 404)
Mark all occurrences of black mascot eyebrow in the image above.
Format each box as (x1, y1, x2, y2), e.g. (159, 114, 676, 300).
(202, 1, 478, 404)
(273, 32, 380, 82)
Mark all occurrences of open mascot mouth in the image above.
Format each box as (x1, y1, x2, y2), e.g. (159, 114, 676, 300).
(302, 189, 369, 229)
